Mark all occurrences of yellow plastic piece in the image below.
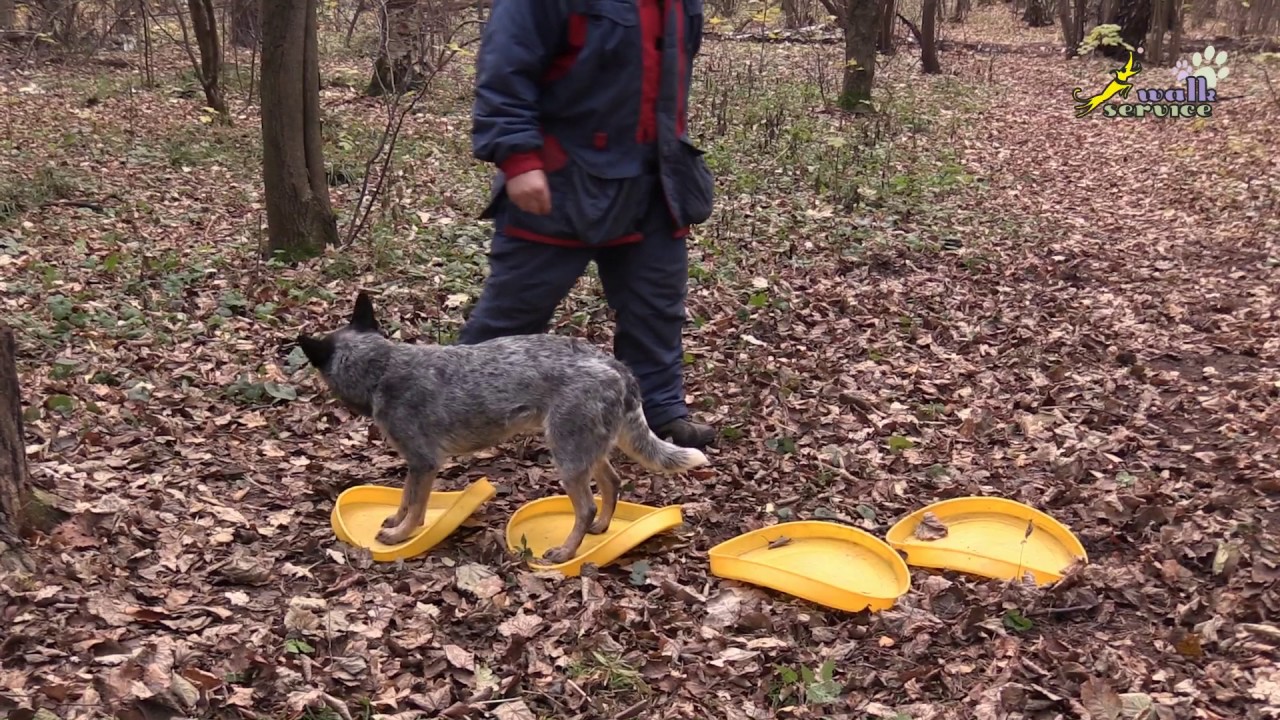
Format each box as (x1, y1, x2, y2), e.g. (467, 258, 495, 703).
(885, 496, 1088, 585)
(505, 496, 684, 577)
(330, 477, 497, 562)
(708, 521, 911, 612)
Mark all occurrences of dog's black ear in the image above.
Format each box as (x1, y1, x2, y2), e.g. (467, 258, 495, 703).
(350, 290, 379, 333)
(297, 335, 336, 370)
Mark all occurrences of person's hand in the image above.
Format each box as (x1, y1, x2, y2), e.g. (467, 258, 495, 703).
(507, 170, 551, 215)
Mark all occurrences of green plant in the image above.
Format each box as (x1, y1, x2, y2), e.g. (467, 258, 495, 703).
(770, 659, 842, 706)
(1077, 24, 1133, 55)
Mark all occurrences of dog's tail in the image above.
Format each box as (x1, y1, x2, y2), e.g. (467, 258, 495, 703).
(614, 370, 709, 473)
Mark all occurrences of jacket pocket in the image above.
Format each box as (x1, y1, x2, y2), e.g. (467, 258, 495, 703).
(585, 0, 638, 63)
(668, 138, 715, 227)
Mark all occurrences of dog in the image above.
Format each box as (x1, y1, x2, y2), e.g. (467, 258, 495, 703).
(296, 291, 709, 564)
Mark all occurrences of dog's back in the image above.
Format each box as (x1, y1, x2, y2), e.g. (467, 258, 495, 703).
(375, 334, 625, 452)
(373, 334, 705, 472)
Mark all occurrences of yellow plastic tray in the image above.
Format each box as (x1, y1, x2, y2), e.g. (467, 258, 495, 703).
(885, 496, 1087, 585)
(708, 521, 911, 612)
(330, 477, 497, 562)
(505, 496, 684, 577)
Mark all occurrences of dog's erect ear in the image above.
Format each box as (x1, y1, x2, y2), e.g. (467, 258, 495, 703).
(297, 335, 336, 370)
(350, 291, 379, 333)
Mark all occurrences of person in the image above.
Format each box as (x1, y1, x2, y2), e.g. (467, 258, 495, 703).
(457, 0, 718, 449)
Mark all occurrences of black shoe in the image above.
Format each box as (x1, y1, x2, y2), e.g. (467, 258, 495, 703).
(654, 417, 716, 449)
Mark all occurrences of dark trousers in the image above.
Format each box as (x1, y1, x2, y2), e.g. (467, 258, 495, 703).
(457, 190, 691, 430)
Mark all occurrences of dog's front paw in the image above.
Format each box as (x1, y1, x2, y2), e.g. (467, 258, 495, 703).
(541, 545, 576, 564)
(588, 517, 612, 534)
(376, 525, 415, 546)
(381, 511, 406, 530)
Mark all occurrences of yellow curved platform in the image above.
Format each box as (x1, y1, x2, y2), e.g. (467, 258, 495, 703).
(708, 521, 911, 612)
(505, 496, 684, 577)
(885, 496, 1087, 585)
(330, 477, 497, 562)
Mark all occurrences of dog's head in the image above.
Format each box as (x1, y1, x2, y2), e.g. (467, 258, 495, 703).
(296, 290, 381, 373)
(295, 291, 385, 416)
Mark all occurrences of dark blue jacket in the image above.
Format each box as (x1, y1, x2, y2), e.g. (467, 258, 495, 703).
(472, 0, 715, 247)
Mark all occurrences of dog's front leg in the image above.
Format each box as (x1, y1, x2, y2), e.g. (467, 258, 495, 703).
(542, 468, 595, 564)
(376, 462, 438, 546)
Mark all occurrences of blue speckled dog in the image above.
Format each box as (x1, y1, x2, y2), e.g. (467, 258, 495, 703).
(297, 292, 708, 563)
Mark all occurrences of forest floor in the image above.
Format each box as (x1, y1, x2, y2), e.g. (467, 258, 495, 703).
(1, 6, 1279, 720)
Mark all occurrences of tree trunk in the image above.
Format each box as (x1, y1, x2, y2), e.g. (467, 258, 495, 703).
(1, 327, 32, 570)
(1097, 0, 1115, 25)
(0, 0, 13, 30)
(839, 0, 880, 113)
(1102, 0, 1150, 58)
(188, 0, 228, 116)
(230, 0, 259, 48)
(367, 0, 423, 96)
(1022, 0, 1053, 25)
(920, 0, 942, 72)
(877, 0, 895, 53)
(816, 0, 848, 27)
(261, 0, 339, 260)
(782, 0, 814, 28)
(1147, 0, 1165, 63)
(1058, 0, 1084, 55)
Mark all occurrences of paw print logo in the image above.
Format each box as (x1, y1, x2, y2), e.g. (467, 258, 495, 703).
(1174, 45, 1230, 89)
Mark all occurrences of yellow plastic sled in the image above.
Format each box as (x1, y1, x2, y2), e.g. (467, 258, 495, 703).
(330, 477, 497, 562)
(505, 496, 684, 577)
(708, 521, 911, 612)
(885, 496, 1087, 585)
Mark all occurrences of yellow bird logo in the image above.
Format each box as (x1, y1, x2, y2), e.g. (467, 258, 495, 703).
(1072, 50, 1142, 118)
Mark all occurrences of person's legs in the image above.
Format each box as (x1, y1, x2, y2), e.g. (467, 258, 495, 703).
(457, 230, 594, 345)
(597, 194, 715, 448)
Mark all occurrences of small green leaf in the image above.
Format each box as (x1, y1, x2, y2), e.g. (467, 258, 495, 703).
(1003, 609, 1034, 632)
(748, 292, 769, 308)
(47, 295, 74, 321)
(284, 638, 314, 655)
(766, 436, 797, 454)
(51, 358, 79, 379)
(263, 381, 297, 401)
(887, 435, 915, 453)
(629, 560, 650, 586)
(855, 504, 876, 521)
(45, 394, 75, 416)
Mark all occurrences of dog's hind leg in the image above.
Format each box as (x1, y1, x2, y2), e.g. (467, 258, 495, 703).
(376, 461, 438, 546)
(542, 391, 617, 563)
(589, 457, 620, 535)
(542, 466, 595, 564)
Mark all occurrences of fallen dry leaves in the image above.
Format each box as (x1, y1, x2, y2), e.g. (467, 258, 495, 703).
(1, 6, 1279, 720)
